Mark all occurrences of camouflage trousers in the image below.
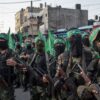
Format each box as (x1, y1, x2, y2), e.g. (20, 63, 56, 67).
(0, 86, 14, 100)
(30, 86, 53, 100)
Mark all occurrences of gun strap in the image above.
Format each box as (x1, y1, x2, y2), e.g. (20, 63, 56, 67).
(45, 52, 50, 76)
(66, 51, 72, 77)
(29, 53, 37, 67)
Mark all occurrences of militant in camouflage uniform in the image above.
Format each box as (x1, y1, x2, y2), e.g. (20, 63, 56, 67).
(82, 33, 93, 71)
(53, 65, 78, 100)
(49, 38, 66, 78)
(0, 34, 16, 100)
(87, 28, 100, 84)
(65, 29, 84, 86)
(77, 28, 100, 100)
(29, 36, 50, 100)
(53, 38, 79, 100)
(14, 42, 22, 88)
(20, 42, 34, 91)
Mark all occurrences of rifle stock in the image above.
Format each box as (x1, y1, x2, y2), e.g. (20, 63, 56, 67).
(77, 64, 91, 85)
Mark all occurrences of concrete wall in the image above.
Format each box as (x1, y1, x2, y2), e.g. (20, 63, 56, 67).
(15, 6, 88, 34)
(15, 9, 24, 32)
(41, 7, 49, 31)
(47, 6, 88, 30)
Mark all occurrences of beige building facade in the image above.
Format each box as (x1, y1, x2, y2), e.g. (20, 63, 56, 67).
(15, 4, 88, 35)
(15, 6, 42, 35)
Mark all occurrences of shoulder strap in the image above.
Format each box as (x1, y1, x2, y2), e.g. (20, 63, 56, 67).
(45, 52, 50, 75)
(29, 53, 37, 67)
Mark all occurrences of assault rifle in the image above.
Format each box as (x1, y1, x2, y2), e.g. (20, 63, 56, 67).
(77, 64, 100, 99)
(71, 63, 91, 84)
(77, 64, 91, 85)
(13, 52, 54, 84)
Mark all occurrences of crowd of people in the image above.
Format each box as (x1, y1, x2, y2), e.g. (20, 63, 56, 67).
(0, 27, 100, 100)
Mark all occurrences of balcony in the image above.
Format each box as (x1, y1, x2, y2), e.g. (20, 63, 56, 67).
(22, 19, 38, 28)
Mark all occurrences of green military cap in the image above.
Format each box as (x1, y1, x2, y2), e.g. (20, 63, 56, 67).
(89, 28, 100, 46)
(54, 38, 65, 45)
(25, 42, 32, 48)
(15, 42, 20, 45)
(67, 29, 81, 39)
(0, 34, 8, 40)
(82, 32, 89, 39)
(35, 36, 45, 43)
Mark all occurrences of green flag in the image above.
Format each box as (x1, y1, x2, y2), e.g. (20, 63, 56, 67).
(67, 29, 81, 39)
(46, 31, 55, 55)
(89, 28, 100, 46)
(35, 31, 46, 51)
(0, 33, 8, 40)
(38, 31, 43, 37)
(23, 32, 28, 39)
(26, 32, 28, 38)
(8, 28, 15, 50)
(18, 33, 23, 45)
(65, 38, 70, 52)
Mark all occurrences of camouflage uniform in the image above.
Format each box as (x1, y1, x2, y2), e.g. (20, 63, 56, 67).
(66, 30, 84, 86)
(82, 33, 93, 73)
(77, 28, 100, 100)
(21, 42, 34, 91)
(87, 28, 100, 84)
(0, 34, 15, 100)
(50, 38, 66, 78)
(14, 42, 22, 88)
(54, 51, 78, 100)
(29, 37, 49, 100)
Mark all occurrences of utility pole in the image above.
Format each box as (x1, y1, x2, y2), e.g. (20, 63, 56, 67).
(30, 1, 33, 34)
(29, 0, 41, 35)
(30, 0, 34, 36)
(31, 0, 33, 12)
(31, 0, 33, 34)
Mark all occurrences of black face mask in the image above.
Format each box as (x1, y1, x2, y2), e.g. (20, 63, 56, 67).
(0, 41, 8, 50)
(16, 44, 21, 50)
(70, 35, 82, 57)
(37, 46, 44, 52)
(54, 44, 65, 57)
(27, 44, 32, 50)
(36, 41, 44, 52)
(83, 37, 90, 47)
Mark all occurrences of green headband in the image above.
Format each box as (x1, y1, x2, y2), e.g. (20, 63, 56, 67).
(0, 34, 8, 40)
(54, 38, 65, 44)
(89, 28, 100, 45)
(35, 36, 45, 43)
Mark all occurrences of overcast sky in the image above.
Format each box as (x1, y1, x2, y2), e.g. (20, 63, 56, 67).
(0, 0, 100, 33)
